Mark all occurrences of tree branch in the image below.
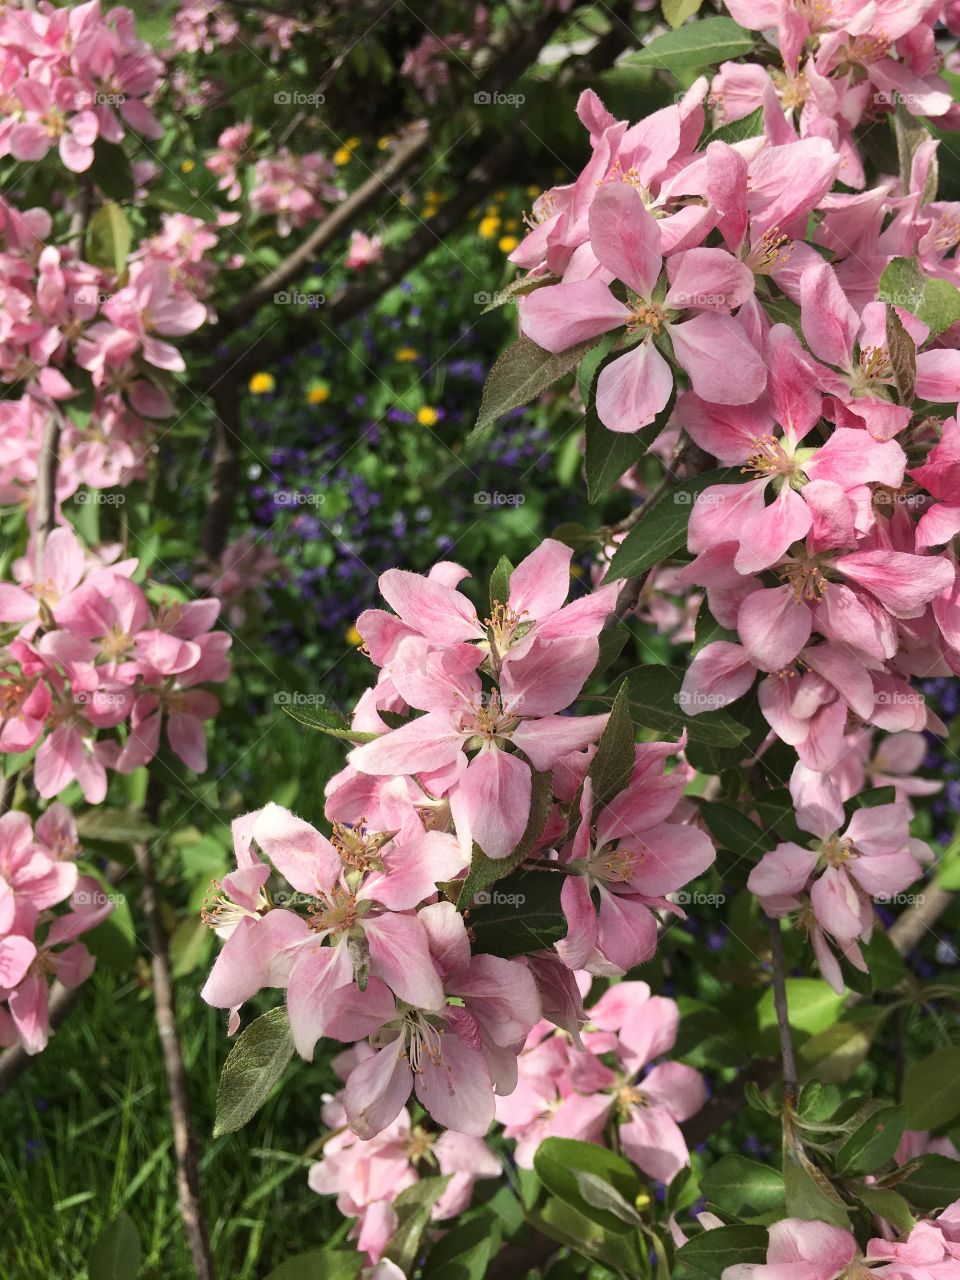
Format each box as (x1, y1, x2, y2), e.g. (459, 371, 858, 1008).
(768, 917, 798, 1106)
(136, 841, 217, 1280)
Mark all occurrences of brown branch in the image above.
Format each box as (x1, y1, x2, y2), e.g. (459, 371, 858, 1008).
(33, 415, 61, 567)
(136, 841, 217, 1280)
(205, 122, 431, 342)
(768, 917, 798, 1106)
(201, 380, 243, 561)
(888, 883, 953, 956)
(0, 981, 84, 1094)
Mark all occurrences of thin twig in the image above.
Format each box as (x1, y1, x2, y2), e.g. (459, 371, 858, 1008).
(136, 841, 217, 1280)
(768, 917, 798, 1106)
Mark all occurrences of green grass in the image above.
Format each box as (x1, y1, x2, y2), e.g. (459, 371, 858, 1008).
(0, 970, 344, 1280)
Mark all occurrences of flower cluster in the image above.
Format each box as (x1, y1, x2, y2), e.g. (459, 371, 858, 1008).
(0, 0, 164, 173)
(719, 1210, 960, 1280)
(514, 84, 958, 986)
(0, 199, 219, 503)
(249, 149, 344, 237)
(0, 806, 112, 1055)
(497, 981, 705, 1183)
(202, 542, 716, 1139)
(716, 0, 957, 188)
(0, 527, 230, 801)
(308, 980, 705, 1266)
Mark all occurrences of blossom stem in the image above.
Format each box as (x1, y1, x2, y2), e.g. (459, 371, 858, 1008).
(768, 917, 798, 1107)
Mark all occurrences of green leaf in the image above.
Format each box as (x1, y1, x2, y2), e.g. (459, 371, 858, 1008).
(280, 702, 377, 743)
(853, 1187, 915, 1238)
(675, 1225, 769, 1277)
(76, 807, 158, 843)
(797, 1016, 880, 1084)
(456, 768, 553, 908)
(674, 998, 749, 1068)
(86, 201, 132, 276)
(623, 17, 756, 74)
(534, 1138, 643, 1234)
(878, 257, 960, 338)
(467, 868, 567, 957)
(584, 388, 674, 503)
(757, 978, 844, 1039)
(698, 802, 767, 860)
(797, 1081, 842, 1123)
(886, 305, 916, 404)
(263, 1249, 363, 1280)
(213, 1008, 294, 1136)
(88, 1212, 141, 1280)
(384, 1177, 451, 1273)
(623, 664, 750, 745)
(602, 470, 737, 581)
(856, 930, 907, 990)
(835, 1104, 905, 1176)
(896, 1154, 960, 1212)
(169, 914, 212, 978)
(473, 336, 597, 437)
(700, 1155, 785, 1219)
(87, 140, 135, 201)
(902, 1048, 960, 1130)
(481, 273, 559, 313)
(422, 1214, 502, 1280)
(783, 1146, 849, 1226)
(588, 680, 634, 815)
(699, 107, 764, 148)
(590, 624, 629, 682)
(81, 874, 135, 972)
(489, 555, 514, 609)
(663, 0, 704, 26)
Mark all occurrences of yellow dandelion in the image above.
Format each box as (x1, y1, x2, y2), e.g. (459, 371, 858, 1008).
(345, 624, 363, 647)
(181, 159, 196, 173)
(478, 215, 500, 239)
(345, 136, 361, 150)
(333, 147, 352, 166)
(422, 204, 439, 219)
(394, 347, 419, 362)
(306, 382, 330, 404)
(416, 406, 439, 427)
(248, 372, 275, 394)
(498, 235, 519, 253)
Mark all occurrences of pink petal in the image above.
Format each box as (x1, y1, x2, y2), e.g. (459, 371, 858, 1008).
(595, 341, 674, 433)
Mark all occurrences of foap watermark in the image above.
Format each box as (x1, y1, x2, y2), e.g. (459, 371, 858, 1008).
(73, 90, 126, 109)
(274, 488, 326, 507)
(874, 689, 925, 707)
(274, 290, 325, 307)
(673, 891, 726, 906)
(874, 91, 923, 108)
(474, 491, 525, 507)
(875, 892, 925, 906)
(665, 291, 729, 308)
(74, 490, 125, 506)
(75, 690, 128, 709)
(274, 90, 326, 106)
(74, 888, 127, 907)
(73, 288, 116, 307)
(472, 890, 526, 907)
(274, 691, 328, 707)
(474, 91, 525, 107)
(474, 291, 494, 305)
(674, 690, 729, 711)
